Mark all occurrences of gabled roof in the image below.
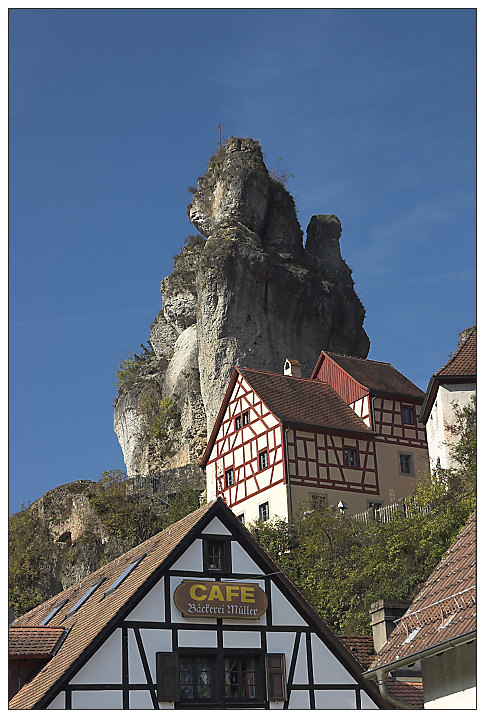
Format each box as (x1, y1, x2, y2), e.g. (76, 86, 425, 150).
(365, 510, 476, 677)
(420, 328, 477, 423)
(10, 498, 387, 710)
(312, 352, 424, 400)
(9, 627, 66, 659)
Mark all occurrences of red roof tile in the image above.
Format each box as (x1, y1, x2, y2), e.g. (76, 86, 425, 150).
(435, 327, 476, 378)
(339, 635, 375, 670)
(386, 679, 424, 709)
(368, 510, 476, 672)
(9, 627, 66, 658)
(238, 367, 373, 435)
(321, 353, 425, 399)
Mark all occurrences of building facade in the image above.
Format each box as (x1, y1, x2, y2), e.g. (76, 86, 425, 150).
(9, 499, 387, 710)
(419, 328, 476, 472)
(202, 351, 429, 524)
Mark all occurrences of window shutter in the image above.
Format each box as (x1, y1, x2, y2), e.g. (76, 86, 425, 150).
(156, 652, 179, 703)
(265, 653, 287, 701)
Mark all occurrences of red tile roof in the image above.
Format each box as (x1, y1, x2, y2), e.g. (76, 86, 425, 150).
(340, 635, 375, 669)
(435, 328, 476, 378)
(385, 679, 424, 709)
(238, 367, 373, 435)
(9, 627, 66, 658)
(368, 510, 476, 673)
(320, 352, 424, 399)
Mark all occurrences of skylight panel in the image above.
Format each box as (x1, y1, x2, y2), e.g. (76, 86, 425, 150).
(40, 599, 68, 625)
(66, 579, 105, 618)
(104, 553, 146, 598)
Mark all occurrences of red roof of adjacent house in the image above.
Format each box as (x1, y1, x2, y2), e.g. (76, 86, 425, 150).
(367, 510, 476, 674)
(340, 635, 424, 709)
(237, 367, 373, 435)
(313, 352, 424, 400)
(9, 627, 66, 659)
(435, 328, 476, 378)
(420, 328, 476, 423)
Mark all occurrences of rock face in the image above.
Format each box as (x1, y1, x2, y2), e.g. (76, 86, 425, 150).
(114, 137, 369, 475)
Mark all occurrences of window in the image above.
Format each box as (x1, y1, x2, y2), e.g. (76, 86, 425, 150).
(179, 655, 216, 702)
(225, 468, 234, 487)
(266, 654, 287, 701)
(402, 406, 415, 424)
(242, 411, 249, 426)
(258, 450, 268, 471)
(399, 453, 413, 475)
(40, 599, 68, 626)
(237, 513, 245, 525)
(225, 655, 258, 699)
(344, 448, 358, 467)
(203, 539, 231, 573)
(104, 554, 146, 597)
(66, 579, 105, 618)
(235, 416, 242, 430)
(259, 502, 270, 522)
(310, 493, 328, 509)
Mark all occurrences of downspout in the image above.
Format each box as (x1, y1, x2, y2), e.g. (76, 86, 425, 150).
(375, 669, 417, 710)
(283, 425, 293, 525)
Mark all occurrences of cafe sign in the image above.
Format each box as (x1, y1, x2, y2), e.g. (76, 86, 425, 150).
(174, 580, 268, 619)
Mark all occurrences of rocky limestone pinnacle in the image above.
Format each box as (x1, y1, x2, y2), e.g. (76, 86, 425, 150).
(114, 137, 370, 477)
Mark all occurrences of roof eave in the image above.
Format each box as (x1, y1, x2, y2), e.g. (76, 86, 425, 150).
(283, 420, 374, 438)
(363, 629, 477, 679)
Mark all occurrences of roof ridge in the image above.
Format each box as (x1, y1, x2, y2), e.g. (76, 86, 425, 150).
(237, 366, 324, 384)
(326, 351, 392, 366)
(435, 327, 477, 376)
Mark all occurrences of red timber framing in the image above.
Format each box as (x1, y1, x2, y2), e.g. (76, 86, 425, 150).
(205, 373, 285, 509)
(287, 427, 379, 496)
(373, 396, 427, 449)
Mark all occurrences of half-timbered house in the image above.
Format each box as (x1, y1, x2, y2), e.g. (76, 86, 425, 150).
(202, 352, 429, 523)
(9, 498, 388, 710)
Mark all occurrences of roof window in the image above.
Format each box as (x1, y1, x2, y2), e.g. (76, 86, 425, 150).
(104, 554, 146, 598)
(40, 599, 68, 626)
(66, 579, 105, 618)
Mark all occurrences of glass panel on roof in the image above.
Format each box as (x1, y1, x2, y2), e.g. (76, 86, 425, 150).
(104, 554, 146, 598)
(66, 578, 105, 618)
(40, 599, 68, 625)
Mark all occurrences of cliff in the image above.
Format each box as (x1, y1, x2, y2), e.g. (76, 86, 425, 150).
(114, 137, 369, 477)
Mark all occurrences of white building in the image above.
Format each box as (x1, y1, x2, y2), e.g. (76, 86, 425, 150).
(9, 498, 388, 710)
(420, 328, 476, 472)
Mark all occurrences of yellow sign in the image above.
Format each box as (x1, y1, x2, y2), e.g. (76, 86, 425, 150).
(173, 580, 268, 619)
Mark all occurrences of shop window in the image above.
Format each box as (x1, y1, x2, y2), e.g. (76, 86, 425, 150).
(242, 411, 249, 425)
(266, 653, 287, 701)
(203, 539, 231, 573)
(225, 468, 234, 487)
(259, 502, 270, 522)
(344, 448, 358, 467)
(399, 453, 413, 475)
(258, 450, 268, 471)
(235, 416, 241, 430)
(402, 406, 415, 424)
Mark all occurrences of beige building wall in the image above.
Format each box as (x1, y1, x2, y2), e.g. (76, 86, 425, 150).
(373, 441, 429, 504)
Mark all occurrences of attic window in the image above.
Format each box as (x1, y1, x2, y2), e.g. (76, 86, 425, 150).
(242, 411, 249, 425)
(235, 416, 242, 430)
(40, 599, 68, 626)
(66, 579, 105, 618)
(104, 554, 147, 598)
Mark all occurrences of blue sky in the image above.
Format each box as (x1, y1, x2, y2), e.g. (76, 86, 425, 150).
(9, 9, 476, 512)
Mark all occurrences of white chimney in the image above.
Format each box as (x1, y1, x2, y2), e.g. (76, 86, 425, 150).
(284, 358, 301, 377)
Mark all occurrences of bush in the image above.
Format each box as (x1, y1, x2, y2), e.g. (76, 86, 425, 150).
(115, 343, 154, 396)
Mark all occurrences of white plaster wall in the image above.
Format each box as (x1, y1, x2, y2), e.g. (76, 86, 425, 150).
(125, 577, 164, 622)
(178, 629, 218, 647)
(360, 692, 381, 709)
(127, 628, 171, 684)
(206, 463, 217, 501)
(310, 634, 355, 684)
(266, 632, 298, 676)
(170, 538, 203, 571)
(231, 541, 264, 574)
(223, 630, 261, 648)
(315, 690, 357, 709)
(202, 516, 232, 535)
(227, 482, 288, 526)
(288, 691, 311, 708)
(426, 385, 475, 471)
(46, 692, 65, 709)
(70, 690, 123, 709)
(129, 691, 155, 709)
(69, 628, 122, 685)
(271, 584, 307, 627)
(424, 685, 476, 709)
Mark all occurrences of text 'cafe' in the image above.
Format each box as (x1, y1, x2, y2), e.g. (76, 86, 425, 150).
(9, 499, 387, 710)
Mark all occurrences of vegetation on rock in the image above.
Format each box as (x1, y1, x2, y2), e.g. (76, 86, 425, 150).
(115, 343, 155, 396)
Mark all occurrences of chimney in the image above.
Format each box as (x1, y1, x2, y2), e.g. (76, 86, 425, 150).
(369, 600, 410, 653)
(284, 358, 301, 377)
